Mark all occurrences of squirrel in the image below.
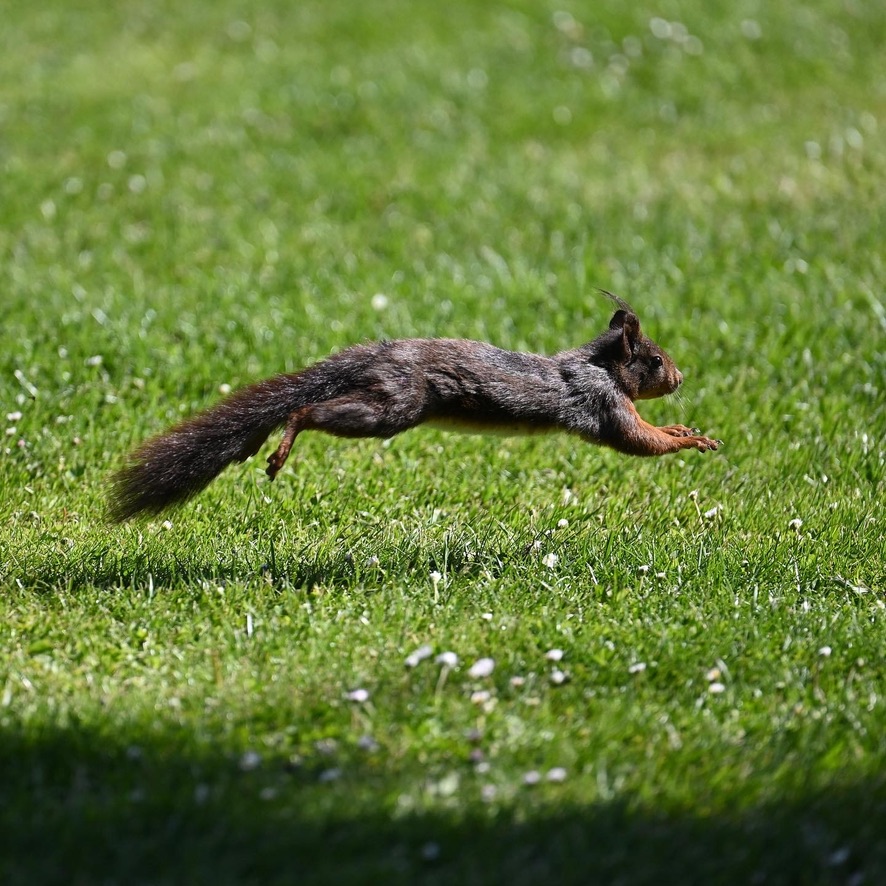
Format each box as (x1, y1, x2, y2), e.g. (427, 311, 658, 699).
(108, 296, 720, 521)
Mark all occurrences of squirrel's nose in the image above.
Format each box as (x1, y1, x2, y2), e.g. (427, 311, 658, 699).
(675, 370, 684, 386)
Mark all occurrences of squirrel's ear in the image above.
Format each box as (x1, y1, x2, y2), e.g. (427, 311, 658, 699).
(609, 310, 642, 360)
(608, 309, 629, 331)
(609, 309, 641, 336)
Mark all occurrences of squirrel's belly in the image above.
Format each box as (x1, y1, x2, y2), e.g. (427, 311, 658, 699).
(425, 417, 558, 437)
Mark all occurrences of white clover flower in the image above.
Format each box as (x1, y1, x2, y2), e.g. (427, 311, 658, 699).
(238, 750, 262, 772)
(405, 644, 433, 668)
(468, 657, 495, 678)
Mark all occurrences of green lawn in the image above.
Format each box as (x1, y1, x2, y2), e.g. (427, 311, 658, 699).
(2, 0, 885, 883)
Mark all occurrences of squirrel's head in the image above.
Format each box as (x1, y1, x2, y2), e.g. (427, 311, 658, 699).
(601, 308, 684, 401)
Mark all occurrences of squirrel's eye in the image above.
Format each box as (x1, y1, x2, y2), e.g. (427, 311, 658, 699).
(651, 355, 663, 369)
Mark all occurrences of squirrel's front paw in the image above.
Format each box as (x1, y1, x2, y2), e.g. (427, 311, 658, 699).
(660, 424, 698, 437)
(691, 436, 721, 452)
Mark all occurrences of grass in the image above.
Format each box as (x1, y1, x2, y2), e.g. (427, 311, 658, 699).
(2, 0, 885, 882)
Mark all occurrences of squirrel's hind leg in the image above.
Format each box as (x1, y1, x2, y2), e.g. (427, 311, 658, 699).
(266, 395, 426, 480)
(266, 407, 313, 480)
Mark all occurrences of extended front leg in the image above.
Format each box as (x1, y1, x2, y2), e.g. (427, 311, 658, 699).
(604, 403, 721, 456)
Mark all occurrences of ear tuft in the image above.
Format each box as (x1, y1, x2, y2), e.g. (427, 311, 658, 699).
(599, 289, 636, 315)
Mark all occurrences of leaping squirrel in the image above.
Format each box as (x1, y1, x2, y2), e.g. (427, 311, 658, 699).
(109, 297, 720, 521)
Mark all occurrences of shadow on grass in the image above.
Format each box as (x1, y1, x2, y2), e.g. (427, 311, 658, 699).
(1, 724, 883, 886)
(15, 531, 522, 594)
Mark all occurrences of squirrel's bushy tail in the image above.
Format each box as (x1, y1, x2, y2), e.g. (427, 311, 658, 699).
(109, 374, 305, 522)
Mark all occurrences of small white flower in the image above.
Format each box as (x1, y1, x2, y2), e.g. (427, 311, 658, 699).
(420, 841, 440, 861)
(705, 667, 722, 682)
(703, 505, 721, 519)
(549, 669, 569, 685)
(436, 651, 459, 668)
(85, 354, 104, 367)
(357, 735, 379, 752)
(315, 738, 338, 755)
(819, 646, 832, 657)
(468, 657, 495, 678)
(788, 518, 803, 531)
(471, 689, 492, 704)
(510, 675, 526, 687)
(542, 552, 558, 569)
(828, 847, 850, 866)
(238, 750, 262, 772)
(346, 688, 370, 703)
(557, 518, 569, 529)
(708, 682, 726, 694)
(628, 662, 647, 674)
(523, 770, 542, 786)
(546, 767, 567, 783)
(370, 293, 389, 311)
(545, 648, 565, 662)
(638, 564, 650, 574)
(405, 644, 433, 668)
